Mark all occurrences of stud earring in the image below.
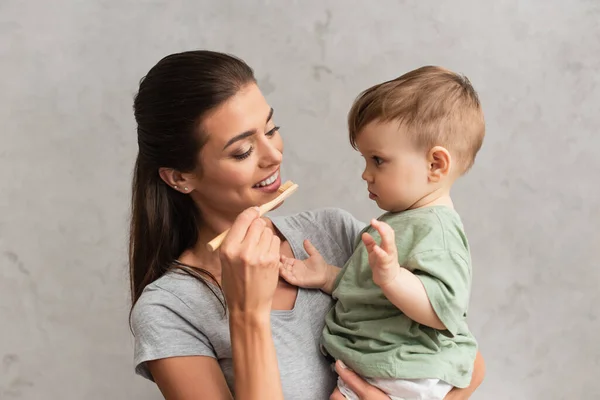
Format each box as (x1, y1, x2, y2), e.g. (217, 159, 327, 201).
(173, 185, 178, 189)
(184, 187, 189, 191)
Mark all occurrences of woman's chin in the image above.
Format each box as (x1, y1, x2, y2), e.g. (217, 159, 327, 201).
(269, 200, 284, 211)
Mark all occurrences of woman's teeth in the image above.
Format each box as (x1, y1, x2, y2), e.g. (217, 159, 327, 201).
(254, 171, 279, 188)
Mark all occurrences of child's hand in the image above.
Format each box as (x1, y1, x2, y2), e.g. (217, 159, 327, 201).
(362, 219, 401, 287)
(279, 240, 332, 291)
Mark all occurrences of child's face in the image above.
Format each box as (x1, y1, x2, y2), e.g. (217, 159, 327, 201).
(355, 120, 431, 212)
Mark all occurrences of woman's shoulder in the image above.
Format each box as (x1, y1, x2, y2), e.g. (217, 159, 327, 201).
(272, 208, 367, 265)
(274, 207, 365, 232)
(131, 271, 225, 331)
(130, 271, 226, 381)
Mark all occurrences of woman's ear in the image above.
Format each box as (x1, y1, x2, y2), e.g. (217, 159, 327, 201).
(159, 167, 194, 193)
(427, 146, 451, 183)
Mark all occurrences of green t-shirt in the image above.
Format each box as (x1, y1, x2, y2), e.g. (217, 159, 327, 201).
(322, 206, 477, 388)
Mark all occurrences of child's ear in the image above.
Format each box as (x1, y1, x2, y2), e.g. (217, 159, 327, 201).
(427, 146, 451, 182)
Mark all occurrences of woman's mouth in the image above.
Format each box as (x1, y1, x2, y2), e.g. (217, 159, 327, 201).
(253, 170, 281, 193)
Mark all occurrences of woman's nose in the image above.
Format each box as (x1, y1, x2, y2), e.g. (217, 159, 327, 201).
(258, 137, 282, 167)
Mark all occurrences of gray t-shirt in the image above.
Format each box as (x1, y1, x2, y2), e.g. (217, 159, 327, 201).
(131, 208, 365, 400)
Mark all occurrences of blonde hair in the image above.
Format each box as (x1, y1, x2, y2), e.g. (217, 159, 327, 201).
(348, 66, 485, 173)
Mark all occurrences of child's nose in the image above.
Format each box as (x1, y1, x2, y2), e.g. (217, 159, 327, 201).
(362, 169, 373, 183)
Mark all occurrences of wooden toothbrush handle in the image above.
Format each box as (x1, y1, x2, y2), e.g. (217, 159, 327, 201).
(206, 207, 268, 252)
(206, 183, 298, 252)
(206, 229, 229, 252)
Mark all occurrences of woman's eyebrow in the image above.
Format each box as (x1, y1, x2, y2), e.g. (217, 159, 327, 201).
(222, 108, 274, 150)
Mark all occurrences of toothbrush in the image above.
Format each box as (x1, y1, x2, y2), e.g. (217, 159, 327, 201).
(206, 180, 298, 252)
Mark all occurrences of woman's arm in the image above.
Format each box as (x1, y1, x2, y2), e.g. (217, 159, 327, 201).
(147, 319, 283, 400)
(148, 356, 233, 400)
(444, 350, 486, 399)
(148, 319, 299, 400)
(228, 312, 282, 399)
(219, 207, 285, 400)
(142, 208, 283, 400)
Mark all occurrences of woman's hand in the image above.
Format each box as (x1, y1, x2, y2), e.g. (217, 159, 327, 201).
(220, 207, 285, 400)
(443, 351, 486, 400)
(329, 356, 483, 400)
(219, 207, 281, 316)
(329, 361, 390, 400)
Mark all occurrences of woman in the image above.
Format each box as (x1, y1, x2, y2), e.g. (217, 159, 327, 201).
(129, 50, 485, 400)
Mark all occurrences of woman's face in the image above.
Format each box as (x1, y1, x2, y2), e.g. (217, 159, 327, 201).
(189, 83, 284, 219)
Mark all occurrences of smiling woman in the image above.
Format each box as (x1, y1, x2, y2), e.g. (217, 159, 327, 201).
(156, 83, 285, 226)
(128, 50, 485, 400)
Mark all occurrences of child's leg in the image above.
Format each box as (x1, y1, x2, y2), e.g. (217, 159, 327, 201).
(369, 377, 453, 400)
(337, 373, 452, 400)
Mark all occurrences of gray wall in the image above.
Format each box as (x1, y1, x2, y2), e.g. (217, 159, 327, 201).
(1, 0, 598, 399)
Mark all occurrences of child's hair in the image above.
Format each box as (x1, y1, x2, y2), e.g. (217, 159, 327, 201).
(348, 66, 485, 173)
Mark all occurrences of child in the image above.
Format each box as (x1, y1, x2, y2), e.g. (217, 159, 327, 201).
(279, 66, 484, 400)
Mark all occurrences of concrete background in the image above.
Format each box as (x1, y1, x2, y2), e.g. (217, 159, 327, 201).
(1, 0, 598, 399)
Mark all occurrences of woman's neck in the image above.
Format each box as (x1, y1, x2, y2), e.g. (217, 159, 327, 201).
(178, 201, 287, 280)
(177, 207, 238, 280)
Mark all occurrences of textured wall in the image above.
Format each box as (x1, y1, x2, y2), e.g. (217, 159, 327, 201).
(1, 0, 598, 399)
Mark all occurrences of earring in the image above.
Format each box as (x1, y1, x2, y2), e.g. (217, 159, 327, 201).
(173, 185, 178, 189)
(184, 187, 189, 191)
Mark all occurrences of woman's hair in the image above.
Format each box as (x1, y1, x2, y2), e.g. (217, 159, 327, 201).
(129, 50, 256, 313)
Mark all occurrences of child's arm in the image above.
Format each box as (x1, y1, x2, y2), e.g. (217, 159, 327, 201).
(362, 219, 446, 330)
(279, 239, 340, 294)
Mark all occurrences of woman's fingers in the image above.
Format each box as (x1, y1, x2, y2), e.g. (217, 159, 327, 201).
(255, 223, 273, 256)
(244, 218, 268, 249)
(329, 387, 345, 400)
(224, 207, 260, 246)
(334, 360, 389, 399)
(334, 361, 367, 397)
(269, 234, 281, 259)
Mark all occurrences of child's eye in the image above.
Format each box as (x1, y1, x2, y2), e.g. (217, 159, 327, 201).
(372, 156, 383, 166)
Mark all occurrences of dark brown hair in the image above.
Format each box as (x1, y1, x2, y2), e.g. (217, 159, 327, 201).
(130, 50, 256, 313)
(348, 66, 485, 173)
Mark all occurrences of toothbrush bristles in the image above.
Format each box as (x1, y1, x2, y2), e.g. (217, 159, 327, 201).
(278, 180, 293, 193)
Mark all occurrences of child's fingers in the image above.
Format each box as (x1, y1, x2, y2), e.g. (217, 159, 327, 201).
(371, 244, 389, 264)
(370, 219, 396, 254)
(280, 254, 295, 267)
(361, 232, 376, 250)
(278, 262, 296, 282)
(303, 239, 322, 259)
(363, 232, 388, 261)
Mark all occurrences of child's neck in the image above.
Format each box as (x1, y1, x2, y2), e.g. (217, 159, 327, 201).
(408, 189, 454, 211)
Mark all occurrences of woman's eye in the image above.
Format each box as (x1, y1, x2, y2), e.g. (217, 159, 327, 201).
(233, 147, 253, 160)
(266, 126, 281, 137)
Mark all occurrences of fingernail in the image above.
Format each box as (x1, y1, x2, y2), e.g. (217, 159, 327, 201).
(338, 360, 348, 369)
